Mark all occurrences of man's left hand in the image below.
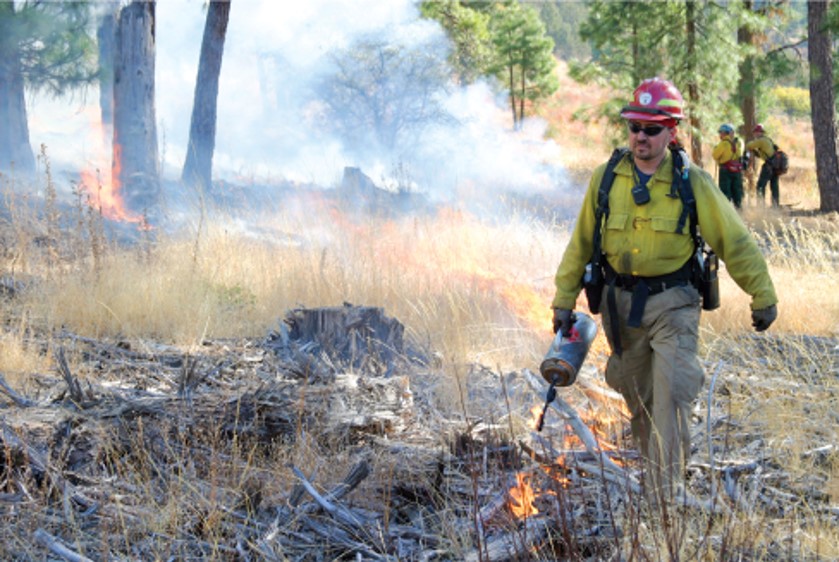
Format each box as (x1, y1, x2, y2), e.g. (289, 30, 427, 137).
(752, 304, 777, 332)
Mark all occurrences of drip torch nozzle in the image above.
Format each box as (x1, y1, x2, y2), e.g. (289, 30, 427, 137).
(536, 375, 560, 432)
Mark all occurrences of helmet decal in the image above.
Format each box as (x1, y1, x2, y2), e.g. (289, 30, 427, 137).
(620, 77, 685, 122)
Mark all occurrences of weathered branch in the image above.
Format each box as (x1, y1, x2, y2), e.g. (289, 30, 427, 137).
(0, 372, 36, 407)
(34, 528, 94, 562)
(522, 368, 631, 480)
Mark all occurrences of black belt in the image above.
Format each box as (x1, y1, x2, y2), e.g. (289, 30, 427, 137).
(611, 271, 691, 296)
(604, 260, 693, 355)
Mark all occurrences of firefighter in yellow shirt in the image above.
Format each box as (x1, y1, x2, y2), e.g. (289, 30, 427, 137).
(745, 124, 780, 207)
(551, 78, 778, 501)
(711, 123, 744, 208)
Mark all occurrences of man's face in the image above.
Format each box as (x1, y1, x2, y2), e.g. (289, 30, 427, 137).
(627, 120, 674, 163)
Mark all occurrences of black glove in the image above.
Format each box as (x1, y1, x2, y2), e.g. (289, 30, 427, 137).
(751, 304, 777, 332)
(552, 308, 576, 337)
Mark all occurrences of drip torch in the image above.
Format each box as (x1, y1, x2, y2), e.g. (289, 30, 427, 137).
(536, 311, 598, 431)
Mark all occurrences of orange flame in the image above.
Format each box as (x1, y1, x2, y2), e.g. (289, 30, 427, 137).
(499, 283, 553, 334)
(508, 473, 539, 518)
(79, 117, 145, 224)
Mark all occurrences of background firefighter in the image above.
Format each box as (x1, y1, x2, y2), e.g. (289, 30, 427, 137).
(712, 123, 744, 209)
(745, 124, 781, 208)
(550, 77, 778, 502)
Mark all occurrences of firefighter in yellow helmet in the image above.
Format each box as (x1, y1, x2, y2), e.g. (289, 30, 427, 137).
(550, 77, 778, 501)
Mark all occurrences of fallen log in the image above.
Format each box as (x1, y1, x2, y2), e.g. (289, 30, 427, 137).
(34, 528, 94, 562)
(463, 516, 552, 562)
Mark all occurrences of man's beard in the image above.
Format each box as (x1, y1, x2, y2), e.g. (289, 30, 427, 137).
(633, 142, 656, 160)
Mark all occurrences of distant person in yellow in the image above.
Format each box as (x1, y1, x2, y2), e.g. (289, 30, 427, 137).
(745, 124, 780, 207)
(711, 123, 744, 208)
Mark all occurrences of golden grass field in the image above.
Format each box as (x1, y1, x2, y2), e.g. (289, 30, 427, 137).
(1, 63, 838, 559)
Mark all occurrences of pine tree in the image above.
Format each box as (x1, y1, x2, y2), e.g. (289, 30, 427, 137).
(572, 1, 740, 164)
(487, 2, 558, 130)
(420, 1, 493, 86)
(0, 2, 97, 173)
(808, 0, 839, 212)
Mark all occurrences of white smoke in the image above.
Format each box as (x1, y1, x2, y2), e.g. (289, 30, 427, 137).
(28, 0, 568, 208)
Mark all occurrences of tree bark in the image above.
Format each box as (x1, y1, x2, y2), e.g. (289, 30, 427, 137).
(96, 6, 119, 127)
(0, 3, 35, 174)
(113, 0, 160, 221)
(737, 1, 758, 197)
(685, 1, 703, 167)
(508, 62, 517, 130)
(182, 0, 231, 193)
(807, 0, 839, 213)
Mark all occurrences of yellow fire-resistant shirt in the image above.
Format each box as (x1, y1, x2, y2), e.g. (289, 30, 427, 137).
(745, 136, 776, 161)
(712, 136, 743, 165)
(552, 150, 778, 311)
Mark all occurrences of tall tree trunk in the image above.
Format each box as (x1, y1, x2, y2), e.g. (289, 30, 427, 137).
(519, 67, 525, 129)
(807, 0, 839, 213)
(508, 62, 517, 129)
(685, 1, 703, 166)
(97, 6, 119, 127)
(0, 4, 35, 174)
(182, 0, 231, 193)
(737, 1, 758, 198)
(631, 21, 640, 85)
(113, 0, 159, 221)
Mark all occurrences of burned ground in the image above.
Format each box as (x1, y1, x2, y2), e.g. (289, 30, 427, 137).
(1, 303, 837, 561)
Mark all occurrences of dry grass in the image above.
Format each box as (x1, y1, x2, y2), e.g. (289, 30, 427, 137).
(2, 64, 838, 560)
(3, 191, 569, 379)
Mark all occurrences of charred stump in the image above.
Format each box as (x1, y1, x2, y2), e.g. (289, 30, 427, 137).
(267, 304, 407, 379)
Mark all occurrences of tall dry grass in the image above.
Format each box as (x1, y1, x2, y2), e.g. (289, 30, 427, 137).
(3, 177, 571, 379)
(2, 68, 838, 559)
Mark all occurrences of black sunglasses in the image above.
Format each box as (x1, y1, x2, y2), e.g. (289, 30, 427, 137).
(628, 122, 667, 136)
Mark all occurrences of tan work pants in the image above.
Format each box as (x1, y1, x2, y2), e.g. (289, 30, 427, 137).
(601, 284, 704, 498)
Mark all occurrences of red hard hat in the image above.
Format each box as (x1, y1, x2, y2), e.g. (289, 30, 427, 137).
(620, 77, 685, 122)
(753, 123, 765, 134)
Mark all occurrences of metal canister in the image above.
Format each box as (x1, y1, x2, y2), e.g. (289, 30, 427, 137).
(701, 250, 720, 311)
(539, 311, 598, 387)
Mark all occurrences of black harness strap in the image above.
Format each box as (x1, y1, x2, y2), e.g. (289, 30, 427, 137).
(672, 149, 696, 237)
(592, 148, 628, 355)
(592, 148, 629, 265)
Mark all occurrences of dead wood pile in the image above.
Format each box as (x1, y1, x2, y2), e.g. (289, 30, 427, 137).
(1, 305, 837, 560)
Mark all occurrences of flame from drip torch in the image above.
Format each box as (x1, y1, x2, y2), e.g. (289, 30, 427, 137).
(508, 473, 538, 518)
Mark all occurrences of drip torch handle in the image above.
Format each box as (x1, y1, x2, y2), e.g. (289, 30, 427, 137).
(536, 378, 559, 432)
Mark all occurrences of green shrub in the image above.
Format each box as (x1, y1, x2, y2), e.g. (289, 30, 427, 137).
(771, 86, 811, 119)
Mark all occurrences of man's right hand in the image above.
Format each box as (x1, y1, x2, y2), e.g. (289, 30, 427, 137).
(552, 308, 576, 337)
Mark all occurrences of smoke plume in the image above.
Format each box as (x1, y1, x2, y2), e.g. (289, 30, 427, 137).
(27, 0, 570, 217)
